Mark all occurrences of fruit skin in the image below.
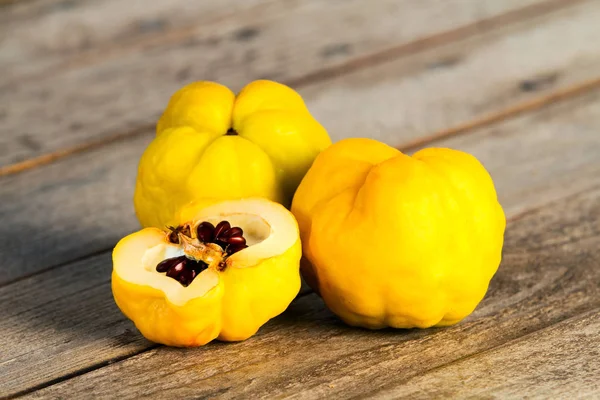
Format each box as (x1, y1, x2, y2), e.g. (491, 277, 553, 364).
(112, 224, 302, 347)
(112, 240, 302, 346)
(134, 80, 331, 229)
(291, 138, 506, 329)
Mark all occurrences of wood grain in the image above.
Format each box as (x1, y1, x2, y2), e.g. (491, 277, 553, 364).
(0, 252, 153, 398)
(2, 91, 600, 397)
(0, 0, 74, 16)
(2, 0, 555, 81)
(299, 0, 600, 147)
(16, 184, 600, 399)
(3, 2, 600, 283)
(0, 0, 24, 6)
(411, 90, 600, 218)
(0, 0, 273, 79)
(0, 0, 579, 169)
(2, 1, 598, 398)
(370, 310, 600, 399)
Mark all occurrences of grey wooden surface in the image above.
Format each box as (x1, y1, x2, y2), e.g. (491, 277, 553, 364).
(1, 0, 599, 398)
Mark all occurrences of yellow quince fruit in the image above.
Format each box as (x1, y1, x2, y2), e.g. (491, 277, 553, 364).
(292, 138, 506, 329)
(112, 198, 301, 346)
(134, 80, 331, 229)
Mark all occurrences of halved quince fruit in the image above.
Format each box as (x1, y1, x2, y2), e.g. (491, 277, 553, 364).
(292, 138, 506, 329)
(134, 79, 331, 229)
(112, 198, 301, 346)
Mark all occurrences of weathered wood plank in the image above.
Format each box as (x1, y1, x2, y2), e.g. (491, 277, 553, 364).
(2, 3, 600, 283)
(0, 0, 578, 169)
(0, 0, 72, 15)
(369, 310, 600, 399)
(2, 91, 600, 398)
(410, 91, 600, 218)
(0, 0, 557, 81)
(299, 0, 600, 148)
(0, 253, 153, 398)
(0, 0, 271, 79)
(0, 132, 152, 284)
(0, 0, 29, 7)
(0, 0, 21, 6)
(17, 183, 600, 399)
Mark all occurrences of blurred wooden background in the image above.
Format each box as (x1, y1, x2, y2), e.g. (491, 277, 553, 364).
(1, 0, 599, 398)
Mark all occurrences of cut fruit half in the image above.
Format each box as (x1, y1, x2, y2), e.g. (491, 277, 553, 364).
(112, 198, 301, 347)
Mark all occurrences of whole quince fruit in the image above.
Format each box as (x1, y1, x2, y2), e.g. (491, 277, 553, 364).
(134, 80, 331, 229)
(292, 138, 505, 329)
(112, 198, 301, 346)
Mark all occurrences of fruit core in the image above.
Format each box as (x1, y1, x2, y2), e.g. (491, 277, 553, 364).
(156, 220, 249, 286)
(117, 199, 295, 306)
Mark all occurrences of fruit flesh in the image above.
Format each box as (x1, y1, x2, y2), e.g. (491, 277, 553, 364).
(117, 206, 281, 305)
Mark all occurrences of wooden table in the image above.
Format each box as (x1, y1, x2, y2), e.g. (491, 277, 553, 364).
(1, 0, 599, 398)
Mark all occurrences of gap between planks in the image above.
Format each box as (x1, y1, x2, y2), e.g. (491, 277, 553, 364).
(7, 0, 580, 86)
(2, 0, 557, 168)
(2, 75, 600, 179)
(0, 0, 590, 177)
(11, 306, 600, 400)
(398, 76, 600, 153)
(365, 309, 600, 399)
(3, 345, 160, 400)
(14, 308, 595, 400)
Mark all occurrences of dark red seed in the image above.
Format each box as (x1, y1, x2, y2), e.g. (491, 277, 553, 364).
(156, 259, 173, 272)
(227, 235, 246, 246)
(223, 227, 243, 238)
(178, 269, 196, 286)
(220, 228, 232, 238)
(228, 244, 248, 255)
(214, 221, 231, 239)
(166, 261, 186, 278)
(196, 222, 215, 243)
(156, 256, 186, 272)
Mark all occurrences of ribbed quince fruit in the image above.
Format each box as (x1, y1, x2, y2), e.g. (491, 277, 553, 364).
(134, 80, 331, 229)
(292, 138, 505, 329)
(112, 198, 301, 346)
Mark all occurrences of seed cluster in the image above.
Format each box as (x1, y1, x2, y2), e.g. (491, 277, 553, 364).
(156, 255, 208, 286)
(197, 221, 248, 255)
(157, 220, 248, 286)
